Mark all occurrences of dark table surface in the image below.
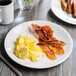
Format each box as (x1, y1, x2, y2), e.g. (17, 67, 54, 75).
(0, 0, 76, 76)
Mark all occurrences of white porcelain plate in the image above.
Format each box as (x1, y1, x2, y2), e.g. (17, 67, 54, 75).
(51, 0, 76, 25)
(4, 21, 73, 69)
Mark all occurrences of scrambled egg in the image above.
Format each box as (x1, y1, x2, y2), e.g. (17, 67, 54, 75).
(14, 35, 42, 62)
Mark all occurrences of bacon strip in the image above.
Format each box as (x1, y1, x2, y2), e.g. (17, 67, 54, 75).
(31, 24, 48, 41)
(47, 40, 66, 47)
(41, 45, 56, 60)
(31, 24, 66, 60)
(50, 46, 65, 54)
(32, 24, 66, 46)
(37, 42, 65, 54)
(42, 26, 53, 39)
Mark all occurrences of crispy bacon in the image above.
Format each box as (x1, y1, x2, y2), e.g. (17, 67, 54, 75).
(42, 26, 53, 39)
(50, 46, 65, 54)
(56, 47, 65, 54)
(32, 24, 66, 59)
(32, 24, 53, 41)
(38, 38, 66, 48)
(37, 42, 65, 54)
(47, 40, 66, 47)
(41, 45, 56, 60)
(31, 24, 48, 41)
(32, 24, 66, 46)
(31, 24, 41, 31)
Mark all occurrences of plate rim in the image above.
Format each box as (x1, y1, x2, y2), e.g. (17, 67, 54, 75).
(51, 0, 76, 25)
(4, 20, 73, 69)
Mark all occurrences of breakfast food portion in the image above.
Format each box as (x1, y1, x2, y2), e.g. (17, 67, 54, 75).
(14, 35, 42, 62)
(61, 0, 67, 11)
(14, 24, 66, 62)
(61, 0, 76, 18)
(32, 24, 66, 60)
